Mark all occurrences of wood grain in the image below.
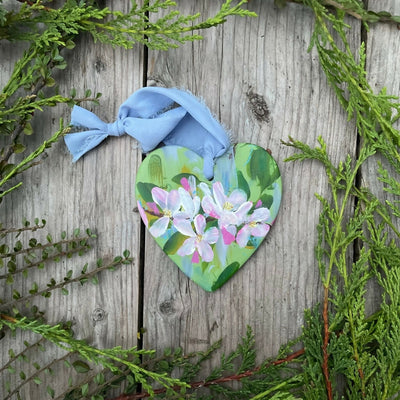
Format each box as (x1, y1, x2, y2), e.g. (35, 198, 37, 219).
(0, 1, 143, 398)
(143, 0, 359, 377)
(363, 0, 400, 314)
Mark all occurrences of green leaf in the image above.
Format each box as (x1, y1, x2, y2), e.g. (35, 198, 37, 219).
(163, 231, 187, 255)
(73, 360, 90, 374)
(136, 182, 157, 203)
(33, 377, 42, 385)
(274, 0, 287, 8)
(13, 143, 26, 154)
(47, 385, 55, 398)
(237, 170, 251, 199)
(211, 262, 240, 291)
(248, 148, 280, 189)
(81, 383, 89, 396)
(45, 77, 56, 87)
(171, 173, 200, 187)
(23, 123, 33, 135)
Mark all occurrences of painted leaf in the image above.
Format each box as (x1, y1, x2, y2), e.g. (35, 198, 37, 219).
(211, 262, 240, 291)
(136, 182, 157, 203)
(163, 231, 187, 254)
(237, 170, 251, 199)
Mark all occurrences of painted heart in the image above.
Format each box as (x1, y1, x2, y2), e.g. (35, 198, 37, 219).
(135, 143, 282, 291)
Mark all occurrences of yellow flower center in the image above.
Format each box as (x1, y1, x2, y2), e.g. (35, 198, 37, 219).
(249, 221, 257, 228)
(196, 234, 203, 243)
(163, 209, 172, 218)
(223, 201, 234, 211)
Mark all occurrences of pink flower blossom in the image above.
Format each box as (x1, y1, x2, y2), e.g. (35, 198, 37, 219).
(174, 187, 200, 221)
(200, 181, 252, 227)
(180, 175, 197, 196)
(174, 214, 219, 262)
(149, 187, 181, 237)
(137, 200, 148, 227)
(236, 208, 271, 248)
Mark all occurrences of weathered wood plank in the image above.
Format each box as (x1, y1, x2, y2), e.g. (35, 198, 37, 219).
(143, 0, 358, 377)
(363, 0, 400, 314)
(0, 1, 143, 397)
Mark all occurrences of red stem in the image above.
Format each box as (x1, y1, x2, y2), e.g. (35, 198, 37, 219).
(322, 286, 333, 400)
(109, 348, 305, 400)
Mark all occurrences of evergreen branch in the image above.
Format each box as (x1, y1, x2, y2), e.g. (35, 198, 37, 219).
(283, 0, 400, 25)
(111, 348, 306, 399)
(322, 286, 333, 400)
(0, 316, 188, 397)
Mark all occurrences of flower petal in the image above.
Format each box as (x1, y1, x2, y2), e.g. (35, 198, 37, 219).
(197, 240, 214, 262)
(251, 223, 270, 237)
(178, 187, 194, 216)
(149, 216, 170, 237)
(251, 207, 271, 222)
(199, 182, 211, 197)
(213, 182, 227, 210)
(236, 225, 252, 247)
(193, 196, 201, 216)
(148, 202, 160, 215)
(204, 227, 220, 244)
(151, 187, 168, 210)
(202, 196, 220, 219)
(234, 201, 253, 223)
(177, 237, 196, 256)
(194, 214, 206, 235)
(219, 213, 238, 227)
(228, 189, 247, 207)
(167, 189, 181, 214)
(174, 218, 196, 237)
(221, 226, 235, 245)
(191, 250, 200, 264)
(180, 177, 190, 192)
(137, 201, 148, 227)
(188, 175, 197, 194)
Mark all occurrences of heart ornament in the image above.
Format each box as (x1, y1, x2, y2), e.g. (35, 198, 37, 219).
(136, 143, 281, 291)
(64, 87, 282, 291)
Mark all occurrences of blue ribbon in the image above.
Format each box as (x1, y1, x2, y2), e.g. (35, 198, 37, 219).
(65, 87, 231, 179)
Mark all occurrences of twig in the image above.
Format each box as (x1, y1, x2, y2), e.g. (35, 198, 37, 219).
(0, 246, 89, 279)
(109, 348, 305, 400)
(322, 286, 333, 400)
(0, 223, 45, 236)
(0, 256, 132, 309)
(0, 236, 91, 259)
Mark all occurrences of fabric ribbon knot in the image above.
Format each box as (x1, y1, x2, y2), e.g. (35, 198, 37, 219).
(107, 119, 125, 137)
(65, 87, 231, 179)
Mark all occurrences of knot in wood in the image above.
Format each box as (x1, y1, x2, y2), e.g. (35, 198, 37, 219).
(92, 308, 106, 322)
(247, 91, 270, 123)
(159, 299, 176, 315)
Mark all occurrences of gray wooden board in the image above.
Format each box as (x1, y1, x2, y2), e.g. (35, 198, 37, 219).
(0, 0, 143, 398)
(364, 0, 400, 314)
(143, 0, 358, 376)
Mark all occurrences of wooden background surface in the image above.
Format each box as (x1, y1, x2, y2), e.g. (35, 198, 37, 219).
(0, 0, 399, 398)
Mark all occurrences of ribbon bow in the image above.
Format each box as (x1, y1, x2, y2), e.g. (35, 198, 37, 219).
(65, 87, 231, 179)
